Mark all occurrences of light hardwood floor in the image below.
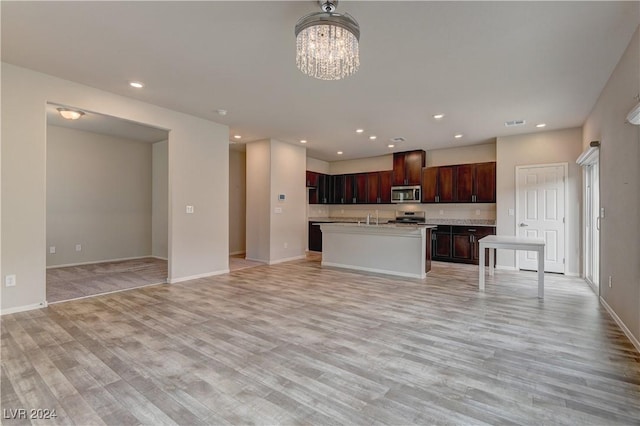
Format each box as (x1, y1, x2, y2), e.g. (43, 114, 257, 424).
(2, 257, 639, 425)
(46, 258, 168, 303)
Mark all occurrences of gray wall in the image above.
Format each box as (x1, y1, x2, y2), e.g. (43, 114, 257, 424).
(1, 63, 229, 313)
(583, 26, 640, 345)
(46, 125, 152, 266)
(152, 140, 168, 259)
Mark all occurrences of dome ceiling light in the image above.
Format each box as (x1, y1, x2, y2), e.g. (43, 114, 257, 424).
(56, 108, 85, 120)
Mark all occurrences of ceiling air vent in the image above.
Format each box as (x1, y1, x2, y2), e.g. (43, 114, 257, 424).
(390, 137, 405, 143)
(505, 119, 526, 127)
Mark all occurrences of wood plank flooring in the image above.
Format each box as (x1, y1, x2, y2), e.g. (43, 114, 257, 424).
(46, 258, 168, 303)
(3, 257, 640, 425)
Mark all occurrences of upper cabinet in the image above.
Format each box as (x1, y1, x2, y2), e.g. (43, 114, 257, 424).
(366, 170, 393, 204)
(392, 150, 425, 186)
(422, 162, 496, 203)
(455, 162, 496, 203)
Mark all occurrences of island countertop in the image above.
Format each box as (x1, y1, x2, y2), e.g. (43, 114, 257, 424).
(319, 223, 434, 279)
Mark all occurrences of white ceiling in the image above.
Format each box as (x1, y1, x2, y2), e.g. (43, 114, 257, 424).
(2, 1, 638, 161)
(46, 103, 168, 143)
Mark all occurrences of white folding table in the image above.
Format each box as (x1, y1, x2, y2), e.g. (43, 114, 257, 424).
(478, 235, 546, 298)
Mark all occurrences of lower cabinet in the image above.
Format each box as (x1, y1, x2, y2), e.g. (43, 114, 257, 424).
(432, 225, 495, 265)
(308, 222, 323, 252)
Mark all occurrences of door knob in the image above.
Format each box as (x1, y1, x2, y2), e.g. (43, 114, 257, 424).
(519, 223, 528, 227)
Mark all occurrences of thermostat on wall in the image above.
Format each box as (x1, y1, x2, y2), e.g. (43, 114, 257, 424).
(278, 194, 285, 201)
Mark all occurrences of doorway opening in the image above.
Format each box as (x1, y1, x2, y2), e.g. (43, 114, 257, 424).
(45, 103, 169, 303)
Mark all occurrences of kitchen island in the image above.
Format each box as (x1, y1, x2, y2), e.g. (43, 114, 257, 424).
(319, 223, 436, 279)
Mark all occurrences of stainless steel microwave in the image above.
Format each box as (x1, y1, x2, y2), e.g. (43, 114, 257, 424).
(391, 185, 421, 203)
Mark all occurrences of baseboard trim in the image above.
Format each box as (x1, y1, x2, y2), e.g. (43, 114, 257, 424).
(229, 251, 246, 256)
(600, 297, 640, 354)
(151, 256, 168, 261)
(169, 269, 230, 284)
(321, 261, 426, 279)
(268, 255, 306, 265)
(1, 301, 48, 316)
(565, 272, 580, 277)
(47, 255, 156, 269)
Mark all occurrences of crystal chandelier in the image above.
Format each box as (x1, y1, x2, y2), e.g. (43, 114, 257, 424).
(295, 0, 360, 81)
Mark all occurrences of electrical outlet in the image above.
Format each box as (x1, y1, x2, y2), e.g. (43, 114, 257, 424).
(608, 276, 612, 288)
(439, 210, 444, 215)
(75, 244, 82, 252)
(475, 209, 481, 216)
(49, 246, 56, 254)
(186, 205, 194, 214)
(508, 208, 514, 216)
(5, 275, 16, 287)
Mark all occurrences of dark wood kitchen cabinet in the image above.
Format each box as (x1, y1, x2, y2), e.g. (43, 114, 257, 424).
(308, 221, 323, 252)
(392, 150, 425, 186)
(431, 225, 452, 261)
(436, 225, 495, 265)
(355, 173, 368, 203)
(308, 172, 330, 204)
(423, 162, 495, 204)
(331, 175, 345, 204)
(366, 171, 393, 204)
(422, 166, 455, 203)
(455, 162, 496, 203)
(344, 174, 356, 204)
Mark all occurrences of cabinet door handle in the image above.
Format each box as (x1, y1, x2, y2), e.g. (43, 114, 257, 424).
(472, 195, 476, 202)
(468, 229, 476, 232)
(469, 235, 473, 243)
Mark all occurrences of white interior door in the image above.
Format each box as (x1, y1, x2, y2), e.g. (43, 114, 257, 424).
(516, 164, 566, 273)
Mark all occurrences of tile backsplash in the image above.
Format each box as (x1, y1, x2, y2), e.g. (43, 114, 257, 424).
(308, 203, 496, 220)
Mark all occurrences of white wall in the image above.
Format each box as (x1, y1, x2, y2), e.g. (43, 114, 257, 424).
(1, 63, 229, 313)
(229, 148, 246, 255)
(583, 26, 640, 344)
(306, 157, 330, 174)
(496, 128, 583, 275)
(46, 125, 152, 266)
(329, 154, 392, 174)
(426, 142, 496, 167)
(152, 140, 168, 259)
(246, 139, 306, 264)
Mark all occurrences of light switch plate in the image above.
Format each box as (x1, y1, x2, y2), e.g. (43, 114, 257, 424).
(186, 205, 194, 214)
(75, 244, 82, 252)
(49, 246, 56, 254)
(508, 208, 514, 216)
(275, 207, 283, 214)
(5, 275, 16, 287)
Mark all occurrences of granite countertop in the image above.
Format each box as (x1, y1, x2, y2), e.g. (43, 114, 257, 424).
(309, 217, 496, 227)
(318, 222, 437, 229)
(423, 219, 496, 227)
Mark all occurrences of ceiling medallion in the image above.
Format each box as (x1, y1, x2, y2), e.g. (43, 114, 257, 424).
(295, 0, 360, 80)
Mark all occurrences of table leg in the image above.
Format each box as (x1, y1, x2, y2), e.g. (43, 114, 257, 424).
(489, 248, 495, 276)
(537, 247, 544, 299)
(479, 243, 485, 291)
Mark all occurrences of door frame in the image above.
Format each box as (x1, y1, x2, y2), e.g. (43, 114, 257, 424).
(514, 162, 569, 274)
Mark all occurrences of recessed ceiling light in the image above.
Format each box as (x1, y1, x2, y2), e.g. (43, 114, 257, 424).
(129, 81, 144, 88)
(536, 123, 547, 128)
(369, 135, 377, 140)
(356, 129, 364, 133)
(337, 151, 343, 155)
(300, 140, 307, 144)
(233, 135, 242, 139)
(433, 114, 445, 120)
(388, 144, 395, 148)
(454, 133, 463, 139)
(216, 109, 228, 116)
